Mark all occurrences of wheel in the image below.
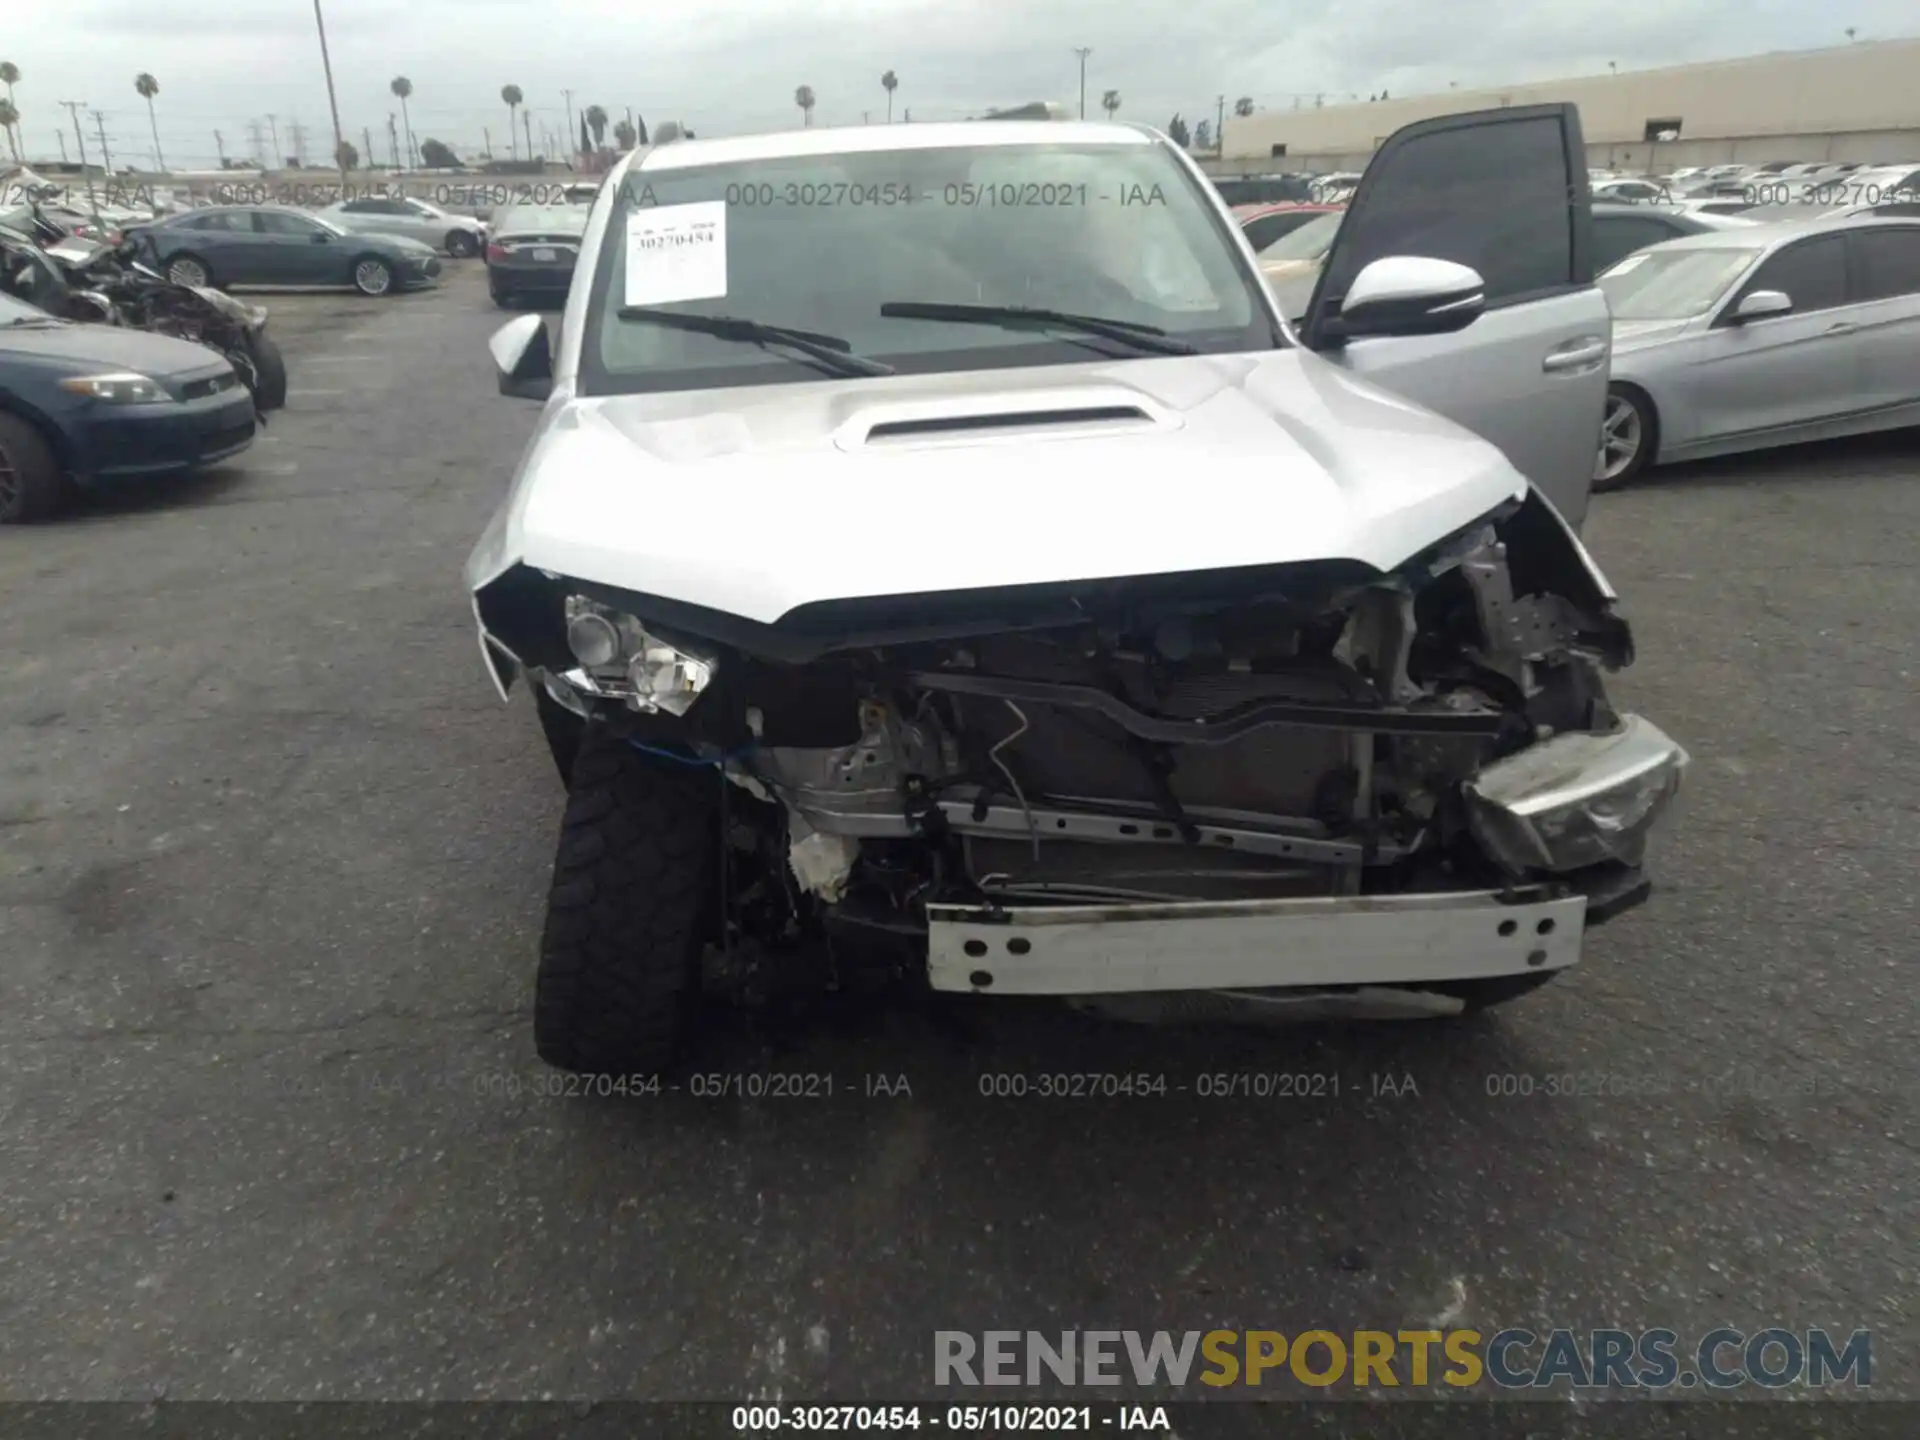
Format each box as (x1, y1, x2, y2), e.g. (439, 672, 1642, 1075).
(0, 411, 71, 524)
(489, 278, 515, 309)
(534, 686, 585, 782)
(352, 256, 395, 297)
(1594, 385, 1655, 490)
(534, 727, 718, 1075)
(166, 253, 211, 288)
(446, 230, 479, 258)
(246, 330, 288, 411)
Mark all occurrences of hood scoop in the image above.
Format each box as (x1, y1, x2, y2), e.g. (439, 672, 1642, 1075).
(836, 386, 1181, 452)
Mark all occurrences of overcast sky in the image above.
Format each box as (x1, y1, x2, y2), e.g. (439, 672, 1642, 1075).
(2, 0, 1915, 170)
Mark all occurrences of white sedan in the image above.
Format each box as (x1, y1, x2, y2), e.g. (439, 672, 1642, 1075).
(315, 196, 488, 257)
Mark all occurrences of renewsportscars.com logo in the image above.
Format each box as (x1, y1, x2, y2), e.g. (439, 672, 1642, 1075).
(933, 1328, 1872, 1391)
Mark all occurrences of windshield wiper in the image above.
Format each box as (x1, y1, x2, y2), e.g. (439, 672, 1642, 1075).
(616, 307, 894, 377)
(878, 301, 1199, 356)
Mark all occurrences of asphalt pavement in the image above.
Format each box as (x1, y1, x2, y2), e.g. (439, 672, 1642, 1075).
(1, 263, 1914, 1404)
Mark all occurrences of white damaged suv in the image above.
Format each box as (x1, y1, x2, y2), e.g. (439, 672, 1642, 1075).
(468, 106, 1688, 1074)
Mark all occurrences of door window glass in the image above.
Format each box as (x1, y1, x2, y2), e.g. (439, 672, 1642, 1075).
(1313, 113, 1577, 307)
(1850, 228, 1920, 301)
(254, 210, 321, 237)
(1733, 235, 1847, 313)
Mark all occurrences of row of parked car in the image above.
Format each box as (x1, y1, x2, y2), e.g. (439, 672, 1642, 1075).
(1227, 167, 1920, 487)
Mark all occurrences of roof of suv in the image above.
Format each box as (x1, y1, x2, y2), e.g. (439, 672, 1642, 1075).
(628, 119, 1156, 173)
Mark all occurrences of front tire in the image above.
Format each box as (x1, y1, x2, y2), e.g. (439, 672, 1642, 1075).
(0, 412, 70, 524)
(1594, 385, 1655, 491)
(446, 230, 479, 258)
(352, 257, 395, 297)
(166, 253, 211, 288)
(246, 330, 288, 410)
(534, 728, 718, 1075)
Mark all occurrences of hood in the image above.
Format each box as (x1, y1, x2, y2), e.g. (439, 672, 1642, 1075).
(468, 351, 1526, 626)
(0, 318, 233, 379)
(1609, 317, 1701, 351)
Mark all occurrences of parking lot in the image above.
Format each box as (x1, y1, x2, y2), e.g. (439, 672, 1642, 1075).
(1, 257, 1915, 1402)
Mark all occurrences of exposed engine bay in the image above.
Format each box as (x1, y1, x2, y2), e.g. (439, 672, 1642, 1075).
(476, 489, 1671, 990)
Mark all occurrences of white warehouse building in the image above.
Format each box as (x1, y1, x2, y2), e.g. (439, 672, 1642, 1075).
(1213, 36, 1920, 175)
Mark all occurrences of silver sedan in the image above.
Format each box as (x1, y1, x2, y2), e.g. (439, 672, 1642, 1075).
(315, 196, 488, 258)
(1595, 214, 1920, 487)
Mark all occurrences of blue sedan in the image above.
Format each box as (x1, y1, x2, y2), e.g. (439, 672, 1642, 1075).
(132, 204, 443, 296)
(0, 291, 256, 522)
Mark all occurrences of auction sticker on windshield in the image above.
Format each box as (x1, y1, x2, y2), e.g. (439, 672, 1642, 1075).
(624, 201, 727, 306)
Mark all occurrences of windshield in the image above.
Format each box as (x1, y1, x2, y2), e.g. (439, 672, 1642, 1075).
(0, 290, 58, 325)
(1258, 209, 1342, 261)
(579, 141, 1278, 396)
(1598, 245, 1763, 319)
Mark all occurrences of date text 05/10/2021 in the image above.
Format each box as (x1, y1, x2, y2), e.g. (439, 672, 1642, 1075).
(617, 180, 1173, 210)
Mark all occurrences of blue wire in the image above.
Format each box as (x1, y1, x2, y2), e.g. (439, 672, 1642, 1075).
(628, 739, 755, 768)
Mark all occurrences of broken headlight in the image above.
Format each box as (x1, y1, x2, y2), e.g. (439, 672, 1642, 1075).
(1463, 715, 1688, 875)
(560, 595, 716, 717)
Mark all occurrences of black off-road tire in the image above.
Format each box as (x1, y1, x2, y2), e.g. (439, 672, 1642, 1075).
(534, 728, 718, 1075)
(0, 412, 71, 524)
(246, 330, 289, 411)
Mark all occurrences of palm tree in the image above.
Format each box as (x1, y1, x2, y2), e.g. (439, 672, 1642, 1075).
(795, 85, 816, 127)
(1234, 96, 1254, 118)
(881, 70, 898, 123)
(0, 100, 18, 164)
(335, 139, 358, 170)
(501, 84, 524, 159)
(1101, 89, 1120, 118)
(134, 73, 164, 171)
(0, 62, 18, 159)
(584, 104, 608, 148)
(391, 77, 416, 168)
(613, 118, 636, 150)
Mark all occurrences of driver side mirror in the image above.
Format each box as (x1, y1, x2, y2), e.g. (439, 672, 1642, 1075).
(1330, 256, 1486, 339)
(491, 314, 554, 400)
(1731, 289, 1791, 321)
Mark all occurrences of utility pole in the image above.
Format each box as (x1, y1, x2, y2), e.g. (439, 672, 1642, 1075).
(57, 131, 68, 163)
(562, 89, 576, 155)
(312, 0, 349, 184)
(60, 102, 90, 201)
(522, 109, 533, 165)
(388, 114, 400, 169)
(289, 118, 308, 168)
(1072, 47, 1092, 119)
(484, 125, 493, 161)
(246, 119, 267, 167)
(266, 114, 281, 167)
(1215, 93, 1225, 151)
(92, 110, 113, 182)
(362, 125, 374, 171)
(214, 129, 227, 166)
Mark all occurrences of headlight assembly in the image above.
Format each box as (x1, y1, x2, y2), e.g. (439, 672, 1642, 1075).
(58, 372, 169, 404)
(1464, 715, 1688, 875)
(561, 595, 716, 716)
